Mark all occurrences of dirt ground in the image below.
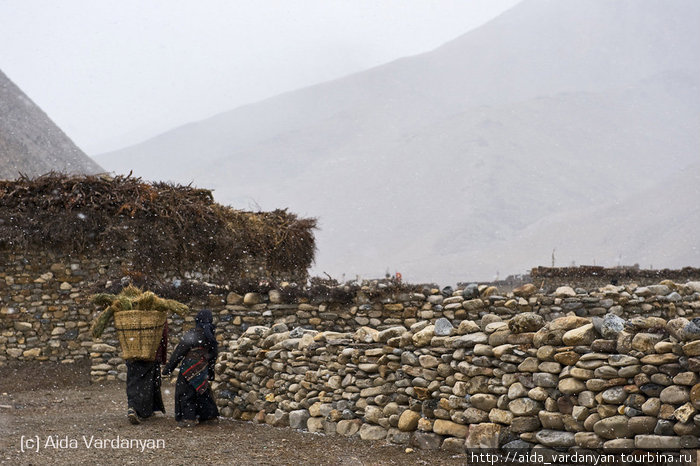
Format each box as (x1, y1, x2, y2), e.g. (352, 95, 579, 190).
(0, 362, 469, 465)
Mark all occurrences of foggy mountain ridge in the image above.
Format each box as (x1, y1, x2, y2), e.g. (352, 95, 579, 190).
(0, 69, 103, 180)
(96, 0, 700, 284)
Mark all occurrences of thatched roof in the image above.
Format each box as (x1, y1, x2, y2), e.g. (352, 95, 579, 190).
(0, 173, 316, 277)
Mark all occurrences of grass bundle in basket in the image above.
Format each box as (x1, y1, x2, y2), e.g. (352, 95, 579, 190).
(90, 285, 189, 338)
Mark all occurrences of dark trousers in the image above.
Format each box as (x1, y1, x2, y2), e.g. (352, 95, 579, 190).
(174, 374, 218, 422)
(126, 360, 165, 418)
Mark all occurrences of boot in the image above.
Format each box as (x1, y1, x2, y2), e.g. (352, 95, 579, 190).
(127, 408, 141, 425)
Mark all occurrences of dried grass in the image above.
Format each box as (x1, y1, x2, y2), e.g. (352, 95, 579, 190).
(0, 173, 316, 276)
(90, 285, 189, 338)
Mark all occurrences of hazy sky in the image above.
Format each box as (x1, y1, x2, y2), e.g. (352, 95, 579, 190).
(0, 0, 519, 154)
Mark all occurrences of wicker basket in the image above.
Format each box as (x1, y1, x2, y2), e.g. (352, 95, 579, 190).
(113, 310, 166, 361)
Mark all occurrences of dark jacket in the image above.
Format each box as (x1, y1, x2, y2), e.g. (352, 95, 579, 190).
(163, 327, 217, 380)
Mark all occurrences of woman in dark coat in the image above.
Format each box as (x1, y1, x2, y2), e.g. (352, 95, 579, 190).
(162, 309, 219, 426)
(126, 322, 167, 424)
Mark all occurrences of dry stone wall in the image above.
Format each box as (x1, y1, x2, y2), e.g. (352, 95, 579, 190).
(4, 250, 700, 453)
(0, 251, 224, 380)
(0, 250, 285, 380)
(213, 281, 700, 453)
(529, 266, 700, 291)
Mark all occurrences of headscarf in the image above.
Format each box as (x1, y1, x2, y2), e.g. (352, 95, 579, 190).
(195, 309, 217, 351)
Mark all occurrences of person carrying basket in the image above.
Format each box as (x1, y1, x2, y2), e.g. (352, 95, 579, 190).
(90, 286, 188, 425)
(125, 321, 168, 424)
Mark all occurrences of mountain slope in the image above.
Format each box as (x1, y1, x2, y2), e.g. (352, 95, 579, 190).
(0, 69, 103, 180)
(419, 163, 700, 281)
(97, 0, 700, 283)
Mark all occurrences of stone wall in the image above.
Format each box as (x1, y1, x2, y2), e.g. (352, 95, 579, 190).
(0, 251, 224, 380)
(213, 281, 700, 453)
(4, 249, 700, 453)
(529, 266, 700, 292)
(0, 249, 295, 379)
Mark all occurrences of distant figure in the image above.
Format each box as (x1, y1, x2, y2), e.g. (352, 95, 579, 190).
(163, 310, 219, 427)
(126, 322, 167, 424)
